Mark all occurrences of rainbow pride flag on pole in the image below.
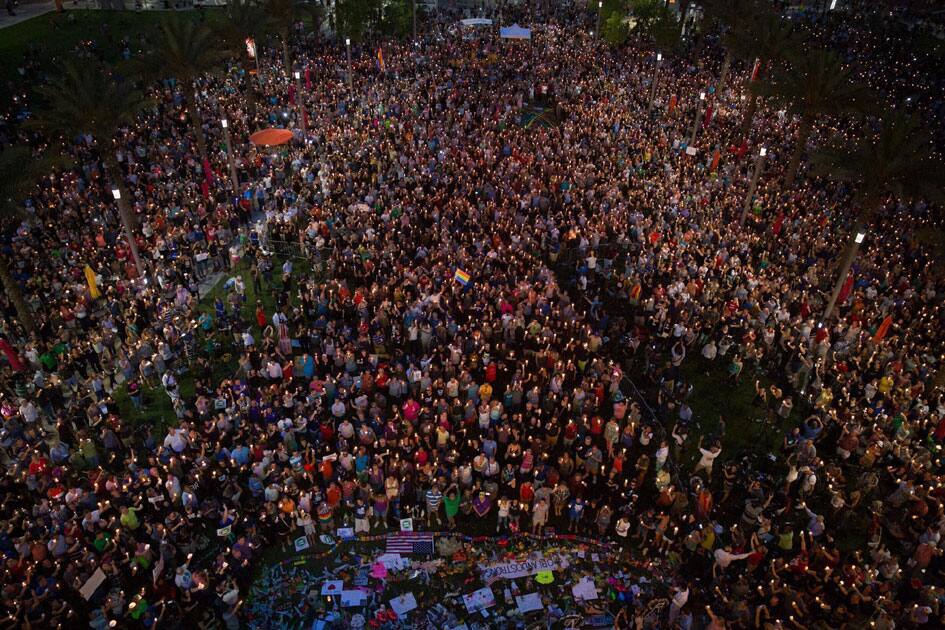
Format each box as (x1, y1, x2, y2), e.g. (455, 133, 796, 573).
(377, 48, 386, 72)
(454, 268, 471, 286)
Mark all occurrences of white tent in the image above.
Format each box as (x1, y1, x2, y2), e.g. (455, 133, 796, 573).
(499, 24, 532, 40)
(461, 18, 494, 27)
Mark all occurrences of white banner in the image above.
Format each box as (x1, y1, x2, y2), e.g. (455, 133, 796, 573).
(478, 554, 569, 581)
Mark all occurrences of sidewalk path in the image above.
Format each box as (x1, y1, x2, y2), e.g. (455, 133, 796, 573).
(0, 0, 223, 30)
(0, 1, 60, 29)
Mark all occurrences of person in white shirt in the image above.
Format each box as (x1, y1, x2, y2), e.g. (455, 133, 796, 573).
(163, 428, 188, 453)
(614, 517, 631, 552)
(18, 399, 39, 424)
(713, 546, 752, 577)
(668, 584, 689, 626)
(694, 436, 721, 481)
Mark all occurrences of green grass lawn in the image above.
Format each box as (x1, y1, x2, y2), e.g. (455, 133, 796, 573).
(112, 253, 314, 434)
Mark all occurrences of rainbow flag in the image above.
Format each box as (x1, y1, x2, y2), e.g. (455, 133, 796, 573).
(377, 48, 386, 72)
(454, 268, 471, 286)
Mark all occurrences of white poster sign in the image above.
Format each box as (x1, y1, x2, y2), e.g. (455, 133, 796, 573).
(478, 554, 569, 581)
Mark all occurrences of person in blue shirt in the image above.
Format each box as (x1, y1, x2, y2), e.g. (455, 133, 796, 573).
(567, 497, 586, 533)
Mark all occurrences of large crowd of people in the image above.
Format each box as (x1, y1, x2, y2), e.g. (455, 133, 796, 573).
(1, 4, 944, 629)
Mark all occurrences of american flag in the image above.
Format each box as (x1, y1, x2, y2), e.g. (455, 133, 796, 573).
(386, 532, 434, 555)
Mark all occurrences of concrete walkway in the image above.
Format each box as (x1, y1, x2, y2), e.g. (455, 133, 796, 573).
(0, 0, 224, 29)
(0, 0, 62, 29)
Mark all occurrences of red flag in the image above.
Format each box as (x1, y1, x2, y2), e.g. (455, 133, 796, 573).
(201, 179, 210, 199)
(772, 212, 785, 235)
(709, 149, 720, 172)
(289, 83, 296, 105)
(0, 339, 25, 372)
(873, 315, 893, 342)
(668, 94, 677, 115)
(750, 58, 761, 82)
(837, 273, 854, 304)
(703, 105, 714, 126)
(304, 68, 312, 90)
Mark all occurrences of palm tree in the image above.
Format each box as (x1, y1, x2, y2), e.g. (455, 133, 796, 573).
(701, 0, 760, 98)
(216, 0, 269, 113)
(30, 61, 150, 278)
(218, 0, 268, 69)
(811, 111, 944, 321)
(335, 0, 380, 44)
(735, 10, 797, 141)
(0, 146, 65, 334)
(145, 17, 227, 161)
(266, 0, 323, 73)
(759, 48, 869, 186)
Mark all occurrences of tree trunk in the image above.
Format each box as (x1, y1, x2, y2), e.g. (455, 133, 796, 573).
(739, 90, 759, 141)
(103, 156, 146, 278)
(822, 217, 866, 321)
(282, 28, 292, 74)
(0, 254, 36, 335)
(241, 58, 259, 120)
(187, 84, 208, 162)
(785, 116, 813, 187)
(716, 50, 732, 99)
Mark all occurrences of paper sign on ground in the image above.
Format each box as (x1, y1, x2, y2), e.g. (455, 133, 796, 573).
(572, 576, 599, 601)
(515, 592, 543, 613)
(80, 568, 107, 600)
(320, 580, 343, 595)
(340, 589, 369, 607)
(462, 586, 496, 613)
(376, 553, 409, 570)
(389, 592, 418, 616)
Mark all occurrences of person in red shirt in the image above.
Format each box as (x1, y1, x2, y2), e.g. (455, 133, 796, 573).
(563, 420, 578, 448)
(320, 458, 333, 483)
(29, 453, 49, 477)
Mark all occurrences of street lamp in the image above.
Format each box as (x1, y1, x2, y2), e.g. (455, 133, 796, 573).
(740, 146, 767, 226)
(293, 70, 306, 136)
(689, 92, 706, 146)
(596, 1, 602, 37)
(647, 52, 663, 115)
(221, 118, 239, 195)
(345, 38, 352, 90)
(824, 226, 868, 320)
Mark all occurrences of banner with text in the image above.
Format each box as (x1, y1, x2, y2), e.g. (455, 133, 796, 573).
(479, 554, 569, 581)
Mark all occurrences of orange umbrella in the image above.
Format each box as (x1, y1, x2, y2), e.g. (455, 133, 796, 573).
(249, 128, 294, 146)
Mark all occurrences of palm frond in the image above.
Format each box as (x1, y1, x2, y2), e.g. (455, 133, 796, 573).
(137, 16, 228, 84)
(760, 48, 871, 120)
(811, 111, 945, 216)
(27, 60, 151, 146)
(0, 145, 71, 223)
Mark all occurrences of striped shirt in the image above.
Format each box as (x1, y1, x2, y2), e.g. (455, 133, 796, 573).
(425, 489, 443, 509)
